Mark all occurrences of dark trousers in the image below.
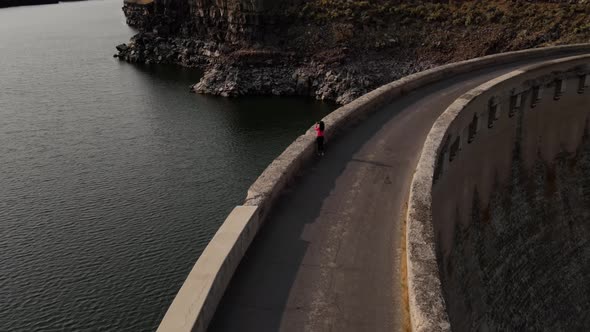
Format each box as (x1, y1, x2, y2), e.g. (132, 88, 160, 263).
(316, 136, 324, 153)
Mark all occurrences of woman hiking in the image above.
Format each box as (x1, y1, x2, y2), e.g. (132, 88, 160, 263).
(315, 120, 325, 156)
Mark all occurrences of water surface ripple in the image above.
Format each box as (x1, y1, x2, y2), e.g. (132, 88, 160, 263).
(0, 1, 333, 330)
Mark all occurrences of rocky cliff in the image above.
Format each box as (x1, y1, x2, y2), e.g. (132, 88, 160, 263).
(116, 0, 590, 104)
(122, 0, 289, 40)
(122, 1, 153, 29)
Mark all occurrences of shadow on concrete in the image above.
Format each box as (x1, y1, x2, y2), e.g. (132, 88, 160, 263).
(208, 82, 439, 332)
(207, 54, 584, 332)
(351, 158, 395, 169)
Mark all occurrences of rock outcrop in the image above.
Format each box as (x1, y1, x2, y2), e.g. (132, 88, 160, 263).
(122, 0, 154, 29)
(115, 0, 590, 104)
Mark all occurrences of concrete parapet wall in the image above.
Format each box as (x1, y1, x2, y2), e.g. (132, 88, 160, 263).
(157, 44, 590, 332)
(407, 55, 590, 331)
(157, 206, 259, 332)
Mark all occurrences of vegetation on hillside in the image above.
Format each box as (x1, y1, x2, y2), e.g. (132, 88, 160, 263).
(278, 0, 590, 63)
(298, 0, 589, 28)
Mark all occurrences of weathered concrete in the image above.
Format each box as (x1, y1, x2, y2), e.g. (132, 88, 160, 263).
(157, 206, 259, 332)
(157, 44, 590, 332)
(408, 55, 590, 331)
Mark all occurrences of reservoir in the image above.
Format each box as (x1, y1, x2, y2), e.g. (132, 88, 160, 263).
(0, 1, 333, 330)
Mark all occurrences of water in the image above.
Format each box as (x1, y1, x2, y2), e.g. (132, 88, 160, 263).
(0, 1, 334, 330)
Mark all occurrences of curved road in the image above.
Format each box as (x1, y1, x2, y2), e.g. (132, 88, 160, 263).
(207, 55, 578, 332)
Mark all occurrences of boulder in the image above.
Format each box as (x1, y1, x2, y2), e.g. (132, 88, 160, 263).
(116, 43, 129, 52)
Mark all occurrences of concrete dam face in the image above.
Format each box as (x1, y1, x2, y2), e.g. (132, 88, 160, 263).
(431, 58, 590, 331)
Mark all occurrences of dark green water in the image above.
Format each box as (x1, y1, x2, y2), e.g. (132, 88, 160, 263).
(0, 1, 334, 330)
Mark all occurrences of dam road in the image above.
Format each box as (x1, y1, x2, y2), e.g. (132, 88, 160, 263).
(207, 52, 587, 331)
(156, 45, 590, 332)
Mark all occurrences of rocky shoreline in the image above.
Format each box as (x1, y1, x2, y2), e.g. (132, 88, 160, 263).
(115, 33, 431, 104)
(115, 0, 590, 105)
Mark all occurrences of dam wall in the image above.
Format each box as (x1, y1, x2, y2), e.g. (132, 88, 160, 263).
(158, 45, 590, 332)
(408, 55, 590, 331)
